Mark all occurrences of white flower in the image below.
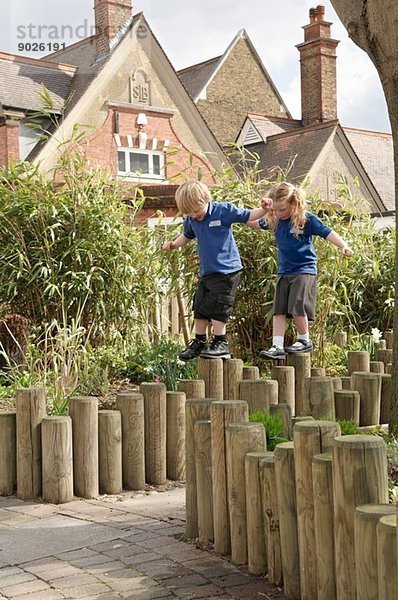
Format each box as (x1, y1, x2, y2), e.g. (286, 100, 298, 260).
(385, 297, 394, 307)
(371, 328, 382, 343)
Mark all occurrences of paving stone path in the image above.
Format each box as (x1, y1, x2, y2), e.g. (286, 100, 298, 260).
(0, 487, 286, 599)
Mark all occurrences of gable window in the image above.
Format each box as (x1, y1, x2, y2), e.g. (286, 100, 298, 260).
(118, 148, 165, 180)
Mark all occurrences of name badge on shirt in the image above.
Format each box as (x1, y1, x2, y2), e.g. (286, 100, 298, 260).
(209, 220, 221, 227)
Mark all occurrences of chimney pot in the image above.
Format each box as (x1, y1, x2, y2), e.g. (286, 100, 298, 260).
(315, 5, 325, 21)
(309, 8, 316, 23)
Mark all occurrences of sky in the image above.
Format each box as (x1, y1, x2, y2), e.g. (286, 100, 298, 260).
(1, 0, 390, 133)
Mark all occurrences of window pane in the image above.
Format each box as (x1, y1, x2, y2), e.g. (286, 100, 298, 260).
(153, 154, 161, 175)
(118, 151, 126, 172)
(130, 152, 149, 174)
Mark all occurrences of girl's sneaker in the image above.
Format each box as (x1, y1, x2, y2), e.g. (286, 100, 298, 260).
(285, 339, 313, 353)
(259, 345, 286, 359)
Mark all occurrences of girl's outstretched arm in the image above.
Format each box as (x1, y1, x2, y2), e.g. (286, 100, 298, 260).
(326, 231, 354, 256)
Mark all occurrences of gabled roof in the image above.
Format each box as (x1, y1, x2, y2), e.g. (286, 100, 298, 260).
(178, 29, 291, 116)
(178, 56, 221, 100)
(257, 120, 340, 183)
(344, 127, 394, 211)
(241, 117, 387, 213)
(237, 113, 301, 145)
(0, 52, 76, 112)
(32, 13, 226, 172)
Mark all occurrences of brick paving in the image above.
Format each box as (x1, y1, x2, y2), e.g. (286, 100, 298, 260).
(0, 487, 286, 599)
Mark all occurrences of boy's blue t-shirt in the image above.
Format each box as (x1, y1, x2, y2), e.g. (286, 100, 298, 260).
(183, 201, 251, 276)
(259, 211, 332, 275)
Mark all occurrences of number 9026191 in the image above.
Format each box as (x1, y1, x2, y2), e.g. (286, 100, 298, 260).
(18, 42, 66, 52)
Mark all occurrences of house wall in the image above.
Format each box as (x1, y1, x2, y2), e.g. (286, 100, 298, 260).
(196, 37, 288, 146)
(0, 122, 20, 166)
(310, 143, 378, 211)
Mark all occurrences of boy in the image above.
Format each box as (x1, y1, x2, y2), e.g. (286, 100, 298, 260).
(163, 179, 268, 360)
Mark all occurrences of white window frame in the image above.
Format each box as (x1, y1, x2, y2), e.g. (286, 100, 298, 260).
(117, 147, 165, 181)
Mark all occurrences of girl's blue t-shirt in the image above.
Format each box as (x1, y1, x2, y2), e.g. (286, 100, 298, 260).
(259, 211, 332, 275)
(183, 201, 250, 276)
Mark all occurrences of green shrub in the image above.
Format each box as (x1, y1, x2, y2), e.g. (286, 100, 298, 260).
(249, 410, 287, 450)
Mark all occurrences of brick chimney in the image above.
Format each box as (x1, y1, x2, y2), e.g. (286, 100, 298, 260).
(296, 5, 339, 127)
(94, 0, 132, 56)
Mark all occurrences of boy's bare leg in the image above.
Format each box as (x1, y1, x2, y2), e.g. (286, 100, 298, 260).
(195, 318, 209, 335)
(210, 319, 226, 336)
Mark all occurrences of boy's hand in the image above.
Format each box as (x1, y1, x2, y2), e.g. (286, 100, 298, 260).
(342, 245, 354, 257)
(261, 197, 273, 210)
(163, 241, 175, 251)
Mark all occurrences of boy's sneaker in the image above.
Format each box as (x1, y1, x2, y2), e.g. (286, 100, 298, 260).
(179, 339, 208, 361)
(285, 339, 313, 353)
(201, 338, 231, 359)
(259, 345, 286, 360)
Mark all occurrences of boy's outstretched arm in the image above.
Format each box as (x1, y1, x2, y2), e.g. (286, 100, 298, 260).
(326, 231, 354, 256)
(163, 233, 191, 251)
(246, 197, 273, 222)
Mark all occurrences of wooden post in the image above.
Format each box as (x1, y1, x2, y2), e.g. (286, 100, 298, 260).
(223, 358, 243, 400)
(355, 503, 395, 600)
(380, 373, 392, 425)
(16, 387, 46, 500)
(226, 422, 266, 565)
(238, 379, 277, 413)
(334, 390, 360, 426)
(42, 416, 73, 503)
(271, 365, 295, 414)
(260, 453, 283, 586)
(333, 435, 389, 600)
(332, 377, 342, 390)
(115, 392, 145, 490)
(210, 399, 248, 555)
(312, 453, 335, 600)
(270, 403, 292, 440)
(178, 379, 205, 399)
(351, 371, 382, 426)
(185, 398, 214, 539)
(176, 290, 190, 345)
(376, 348, 393, 366)
(377, 514, 398, 599)
(166, 391, 185, 480)
(347, 351, 370, 375)
(0, 411, 16, 496)
(311, 367, 326, 377)
(198, 357, 223, 400)
(69, 396, 99, 499)
(98, 410, 122, 495)
(341, 376, 351, 390)
(140, 382, 167, 485)
(245, 451, 269, 575)
(333, 331, 347, 347)
(194, 420, 213, 543)
(286, 353, 311, 416)
(370, 360, 385, 373)
(383, 330, 393, 349)
(386, 363, 393, 374)
(242, 365, 259, 380)
(274, 441, 300, 599)
(294, 421, 341, 600)
(304, 376, 336, 420)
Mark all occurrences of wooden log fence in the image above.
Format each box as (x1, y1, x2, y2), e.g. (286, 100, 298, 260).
(0, 411, 16, 496)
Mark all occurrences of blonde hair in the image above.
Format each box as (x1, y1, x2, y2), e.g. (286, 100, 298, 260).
(175, 180, 212, 214)
(267, 182, 307, 236)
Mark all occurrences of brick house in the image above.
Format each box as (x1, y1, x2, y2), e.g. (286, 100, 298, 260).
(180, 5, 394, 225)
(0, 0, 226, 222)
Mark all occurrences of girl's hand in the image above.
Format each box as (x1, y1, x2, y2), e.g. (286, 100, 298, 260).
(342, 245, 354, 257)
(261, 197, 273, 210)
(163, 241, 175, 251)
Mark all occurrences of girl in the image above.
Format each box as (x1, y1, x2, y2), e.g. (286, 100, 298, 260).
(253, 182, 353, 359)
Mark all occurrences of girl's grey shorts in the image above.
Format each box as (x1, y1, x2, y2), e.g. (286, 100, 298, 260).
(273, 274, 317, 320)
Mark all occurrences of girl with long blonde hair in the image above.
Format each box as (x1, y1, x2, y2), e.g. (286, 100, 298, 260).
(249, 182, 354, 358)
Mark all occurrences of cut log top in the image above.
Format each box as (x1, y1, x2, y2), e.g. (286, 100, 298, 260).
(139, 383, 166, 390)
(333, 434, 387, 449)
(115, 392, 142, 399)
(99, 410, 120, 416)
(43, 416, 71, 422)
(259, 452, 275, 465)
(246, 451, 270, 462)
(351, 371, 381, 379)
(227, 422, 264, 432)
(186, 398, 218, 406)
(211, 400, 248, 409)
(274, 441, 294, 454)
(355, 503, 395, 520)
(0, 411, 16, 417)
(312, 452, 332, 464)
(294, 420, 337, 432)
(70, 396, 99, 403)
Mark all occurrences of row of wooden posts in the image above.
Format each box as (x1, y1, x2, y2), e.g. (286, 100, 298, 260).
(183, 357, 397, 599)
(0, 341, 393, 502)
